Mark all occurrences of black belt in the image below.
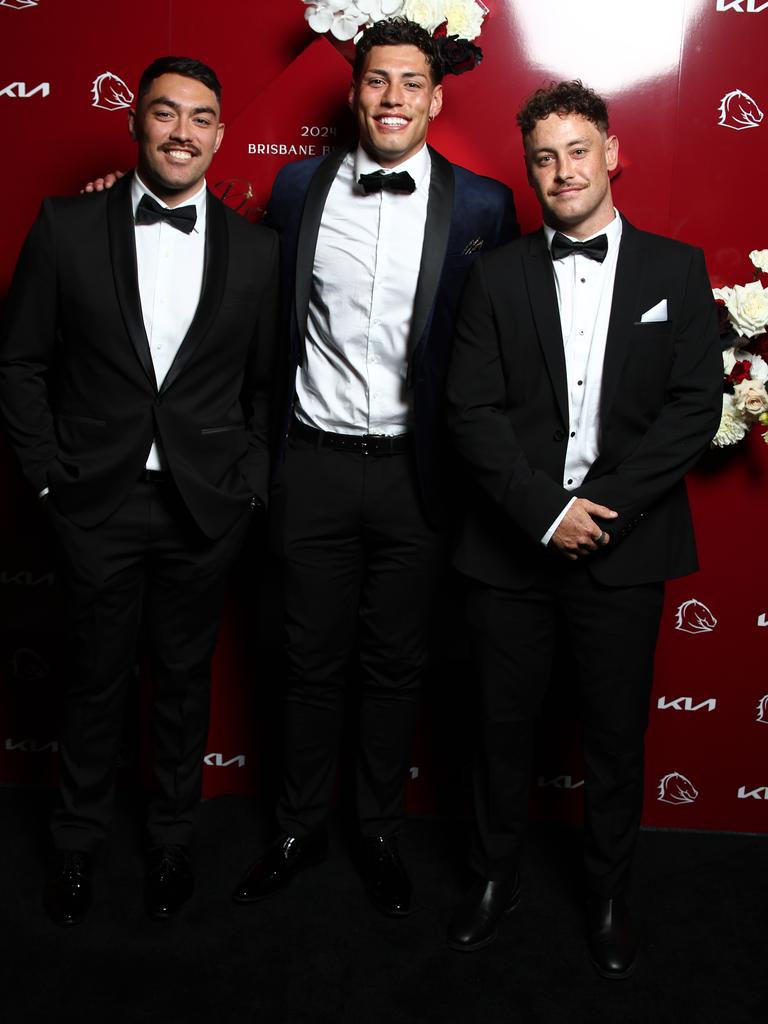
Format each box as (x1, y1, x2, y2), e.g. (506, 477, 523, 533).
(138, 469, 171, 484)
(292, 420, 411, 456)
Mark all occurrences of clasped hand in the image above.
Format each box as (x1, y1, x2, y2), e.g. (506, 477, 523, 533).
(550, 498, 617, 561)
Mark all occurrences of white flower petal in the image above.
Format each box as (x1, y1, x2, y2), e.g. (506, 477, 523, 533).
(331, 13, 364, 39)
(307, 7, 335, 32)
(749, 353, 768, 384)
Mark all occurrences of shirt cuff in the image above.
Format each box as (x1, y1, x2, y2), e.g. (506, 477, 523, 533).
(541, 496, 576, 546)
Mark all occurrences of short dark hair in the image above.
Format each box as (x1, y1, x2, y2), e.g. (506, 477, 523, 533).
(517, 80, 609, 138)
(353, 17, 443, 85)
(137, 56, 222, 108)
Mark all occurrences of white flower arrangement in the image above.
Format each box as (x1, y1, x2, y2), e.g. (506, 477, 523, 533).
(301, 0, 488, 45)
(712, 248, 768, 448)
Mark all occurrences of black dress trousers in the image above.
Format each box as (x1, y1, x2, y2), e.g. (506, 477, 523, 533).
(271, 431, 446, 838)
(465, 557, 664, 897)
(48, 477, 251, 853)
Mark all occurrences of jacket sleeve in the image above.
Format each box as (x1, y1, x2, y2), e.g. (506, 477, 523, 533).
(497, 186, 520, 247)
(577, 247, 723, 534)
(0, 199, 60, 494)
(240, 229, 280, 507)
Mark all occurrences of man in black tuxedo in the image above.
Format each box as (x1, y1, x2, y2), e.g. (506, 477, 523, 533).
(444, 81, 722, 973)
(233, 19, 518, 916)
(0, 57, 278, 925)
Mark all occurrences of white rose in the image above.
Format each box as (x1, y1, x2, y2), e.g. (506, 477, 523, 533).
(712, 395, 749, 447)
(724, 281, 768, 338)
(402, 0, 445, 32)
(712, 286, 733, 304)
(443, 0, 485, 39)
(749, 249, 768, 273)
(732, 379, 768, 417)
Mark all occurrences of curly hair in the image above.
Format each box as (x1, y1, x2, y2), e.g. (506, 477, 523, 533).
(516, 80, 609, 137)
(353, 17, 443, 85)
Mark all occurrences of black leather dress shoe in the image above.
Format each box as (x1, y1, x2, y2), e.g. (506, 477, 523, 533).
(44, 850, 93, 927)
(586, 894, 637, 979)
(233, 832, 328, 903)
(447, 874, 520, 952)
(358, 835, 412, 917)
(145, 844, 194, 920)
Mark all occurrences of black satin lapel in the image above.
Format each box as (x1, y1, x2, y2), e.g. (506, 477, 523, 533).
(407, 147, 454, 355)
(294, 148, 348, 349)
(600, 219, 642, 419)
(107, 174, 156, 389)
(160, 191, 228, 394)
(524, 230, 568, 426)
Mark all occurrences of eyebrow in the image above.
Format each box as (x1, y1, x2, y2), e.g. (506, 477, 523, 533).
(364, 68, 428, 80)
(531, 137, 593, 155)
(147, 96, 218, 117)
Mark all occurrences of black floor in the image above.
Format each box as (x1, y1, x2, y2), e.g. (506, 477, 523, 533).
(1, 787, 765, 1024)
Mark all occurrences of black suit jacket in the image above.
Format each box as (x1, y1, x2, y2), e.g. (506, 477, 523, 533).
(0, 173, 279, 540)
(446, 218, 723, 588)
(264, 145, 519, 527)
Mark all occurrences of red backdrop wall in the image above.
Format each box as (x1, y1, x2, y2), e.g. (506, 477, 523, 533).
(1, 0, 767, 832)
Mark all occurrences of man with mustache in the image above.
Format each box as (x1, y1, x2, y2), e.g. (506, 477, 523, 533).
(0, 56, 278, 925)
(445, 80, 722, 974)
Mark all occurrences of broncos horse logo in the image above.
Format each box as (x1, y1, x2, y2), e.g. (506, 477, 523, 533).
(718, 90, 764, 131)
(91, 72, 134, 112)
(675, 599, 717, 634)
(658, 772, 699, 805)
(756, 695, 768, 724)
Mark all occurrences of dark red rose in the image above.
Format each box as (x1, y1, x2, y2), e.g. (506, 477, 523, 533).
(435, 34, 483, 76)
(726, 359, 752, 384)
(746, 332, 768, 360)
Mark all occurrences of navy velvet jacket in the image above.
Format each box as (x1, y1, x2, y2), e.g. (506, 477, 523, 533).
(264, 144, 519, 527)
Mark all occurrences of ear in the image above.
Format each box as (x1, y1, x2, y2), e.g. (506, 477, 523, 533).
(429, 83, 443, 121)
(127, 107, 137, 140)
(605, 133, 619, 172)
(348, 79, 357, 113)
(214, 121, 225, 154)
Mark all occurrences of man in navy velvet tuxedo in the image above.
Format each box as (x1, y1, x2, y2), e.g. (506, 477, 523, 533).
(445, 81, 722, 973)
(232, 18, 518, 916)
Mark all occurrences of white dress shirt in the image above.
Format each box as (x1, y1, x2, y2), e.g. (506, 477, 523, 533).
(542, 211, 623, 543)
(132, 172, 207, 469)
(294, 144, 431, 436)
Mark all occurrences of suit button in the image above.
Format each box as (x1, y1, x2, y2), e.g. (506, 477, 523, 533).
(553, 429, 565, 442)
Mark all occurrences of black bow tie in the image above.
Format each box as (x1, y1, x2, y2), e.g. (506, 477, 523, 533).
(551, 231, 608, 263)
(135, 193, 197, 234)
(358, 170, 416, 195)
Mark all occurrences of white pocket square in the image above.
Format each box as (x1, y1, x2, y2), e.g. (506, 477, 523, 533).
(640, 299, 668, 323)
